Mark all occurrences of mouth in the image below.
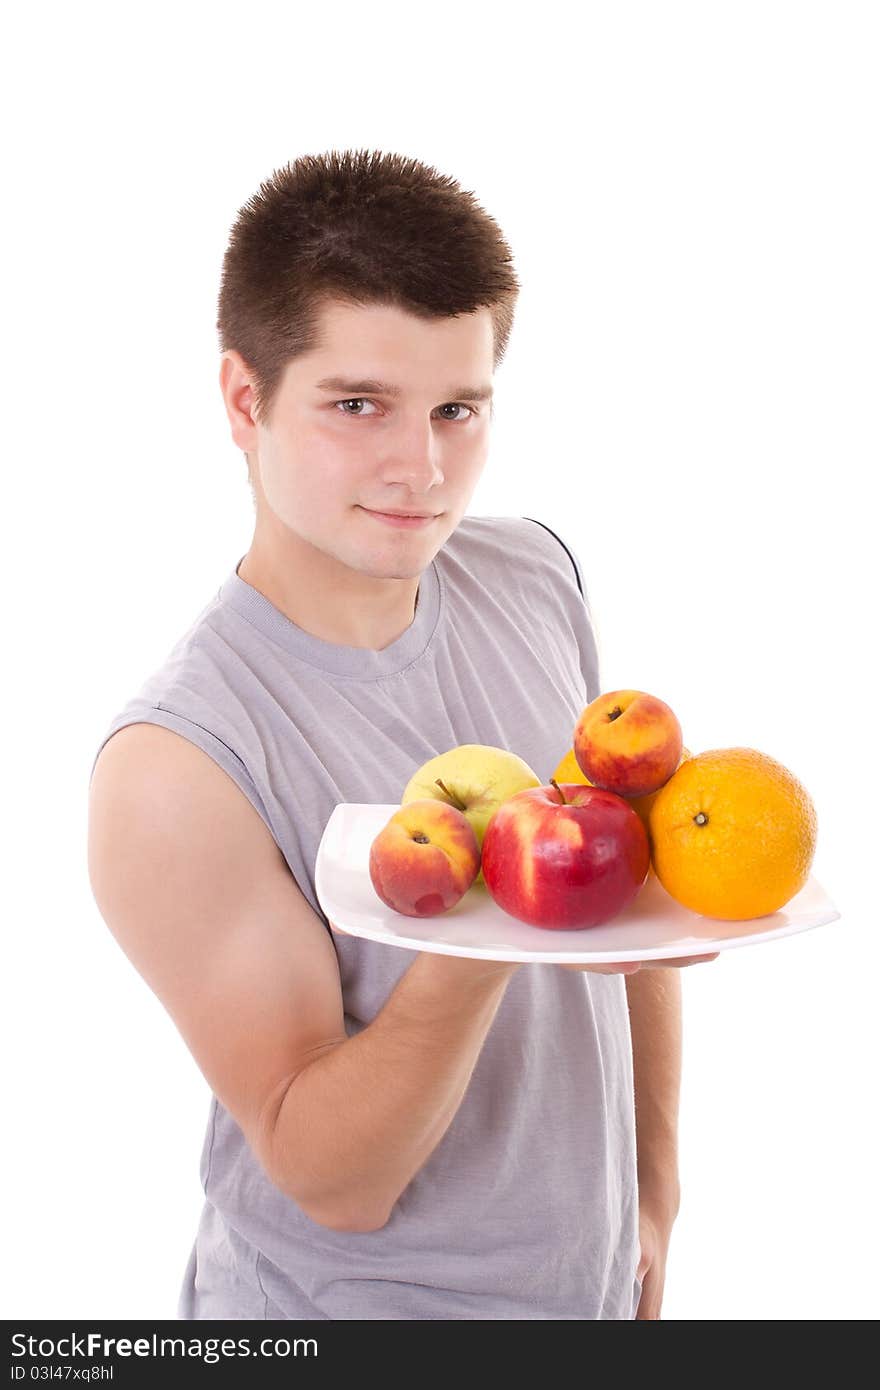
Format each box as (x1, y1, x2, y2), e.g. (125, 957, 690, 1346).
(360, 507, 440, 528)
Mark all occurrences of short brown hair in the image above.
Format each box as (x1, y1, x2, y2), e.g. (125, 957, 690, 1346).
(217, 148, 521, 464)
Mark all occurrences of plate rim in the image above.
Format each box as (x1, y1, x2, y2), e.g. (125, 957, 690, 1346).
(315, 802, 841, 964)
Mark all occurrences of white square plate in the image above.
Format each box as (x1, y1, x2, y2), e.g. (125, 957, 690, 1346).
(315, 803, 842, 964)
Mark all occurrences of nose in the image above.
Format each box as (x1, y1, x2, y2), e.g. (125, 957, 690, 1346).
(378, 417, 446, 493)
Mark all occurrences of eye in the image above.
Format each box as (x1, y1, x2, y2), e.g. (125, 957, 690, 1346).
(333, 398, 476, 420)
(334, 398, 379, 417)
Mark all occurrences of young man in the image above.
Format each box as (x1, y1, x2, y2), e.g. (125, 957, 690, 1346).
(87, 149, 716, 1322)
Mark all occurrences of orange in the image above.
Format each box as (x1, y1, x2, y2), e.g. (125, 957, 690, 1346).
(550, 744, 692, 878)
(551, 744, 692, 800)
(647, 747, 817, 920)
(628, 745, 691, 831)
(551, 747, 585, 785)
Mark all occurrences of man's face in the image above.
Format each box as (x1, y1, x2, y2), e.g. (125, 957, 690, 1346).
(236, 298, 495, 581)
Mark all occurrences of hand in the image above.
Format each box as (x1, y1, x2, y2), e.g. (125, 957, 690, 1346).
(634, 1197, 676, 1320)
(330, 924, 720, 975)
(560, 951, 720, 974)
(328, 923, 522, 986)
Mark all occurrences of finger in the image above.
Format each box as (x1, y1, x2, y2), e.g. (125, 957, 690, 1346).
(560, 961, 643, 974)
(640, 952, 721, 968)
(562, 951, 720, 972)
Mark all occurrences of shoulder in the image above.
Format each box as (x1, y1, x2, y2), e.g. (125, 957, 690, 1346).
(518, 518, 584, 597)
(90, 585, 268, 819)
(440, 514, 585, 596)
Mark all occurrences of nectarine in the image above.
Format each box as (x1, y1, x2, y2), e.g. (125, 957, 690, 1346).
(573, 690, 683, 798)
(369, 799, 481, 917)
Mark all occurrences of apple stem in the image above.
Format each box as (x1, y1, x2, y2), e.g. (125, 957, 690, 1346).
(435, 777, 467, 811)
(549, 777, 568, 805)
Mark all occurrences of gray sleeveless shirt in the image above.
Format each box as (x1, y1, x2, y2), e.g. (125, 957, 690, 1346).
(90, 515, 642, 1320)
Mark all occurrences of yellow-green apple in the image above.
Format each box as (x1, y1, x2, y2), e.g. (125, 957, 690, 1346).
(401, 744, 541, 886)
(369, 799, 481, 917)
(481, 779, 650, 929)
(573, 690, 683, 798)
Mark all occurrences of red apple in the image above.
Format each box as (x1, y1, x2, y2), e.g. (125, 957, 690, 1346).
(369, 799, 481, 917)
(481, 780, 650, 929)
(573, 689, 683, 797)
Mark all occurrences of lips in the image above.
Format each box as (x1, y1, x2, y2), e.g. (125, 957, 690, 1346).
(361, 507, 439, 528)
(365, 509, 437, 518)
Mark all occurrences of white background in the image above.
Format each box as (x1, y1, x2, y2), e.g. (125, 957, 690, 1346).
(3, 0, 877, 1322)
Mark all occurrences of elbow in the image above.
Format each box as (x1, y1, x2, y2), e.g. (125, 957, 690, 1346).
(310, 1200, 389, 1234)
(305, 1201, 392, 1234)
(257, 1076, 392, 1233)
(268, 1167, 391, 1233)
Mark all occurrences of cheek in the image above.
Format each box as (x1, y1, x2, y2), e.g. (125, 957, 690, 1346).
(459, 433, 491, 478)
(258, 451, 301, 516)
(260, 434, 365, 519)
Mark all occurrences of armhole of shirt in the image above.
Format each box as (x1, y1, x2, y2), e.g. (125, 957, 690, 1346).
(521, 517, 584, 598)
(91, 703, 274, 836)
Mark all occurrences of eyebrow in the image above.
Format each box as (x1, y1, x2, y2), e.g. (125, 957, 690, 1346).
(314, 376, 494, 403)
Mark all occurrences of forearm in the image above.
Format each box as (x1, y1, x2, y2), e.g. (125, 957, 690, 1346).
(268, 952, 520, 1230)
(625, 968, 682, 1223)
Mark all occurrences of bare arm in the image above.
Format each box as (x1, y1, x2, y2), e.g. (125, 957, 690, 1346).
(264, 950, 517, 1230)
(88, 723, 518, 1235)
(624, 968, 682, 1226)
